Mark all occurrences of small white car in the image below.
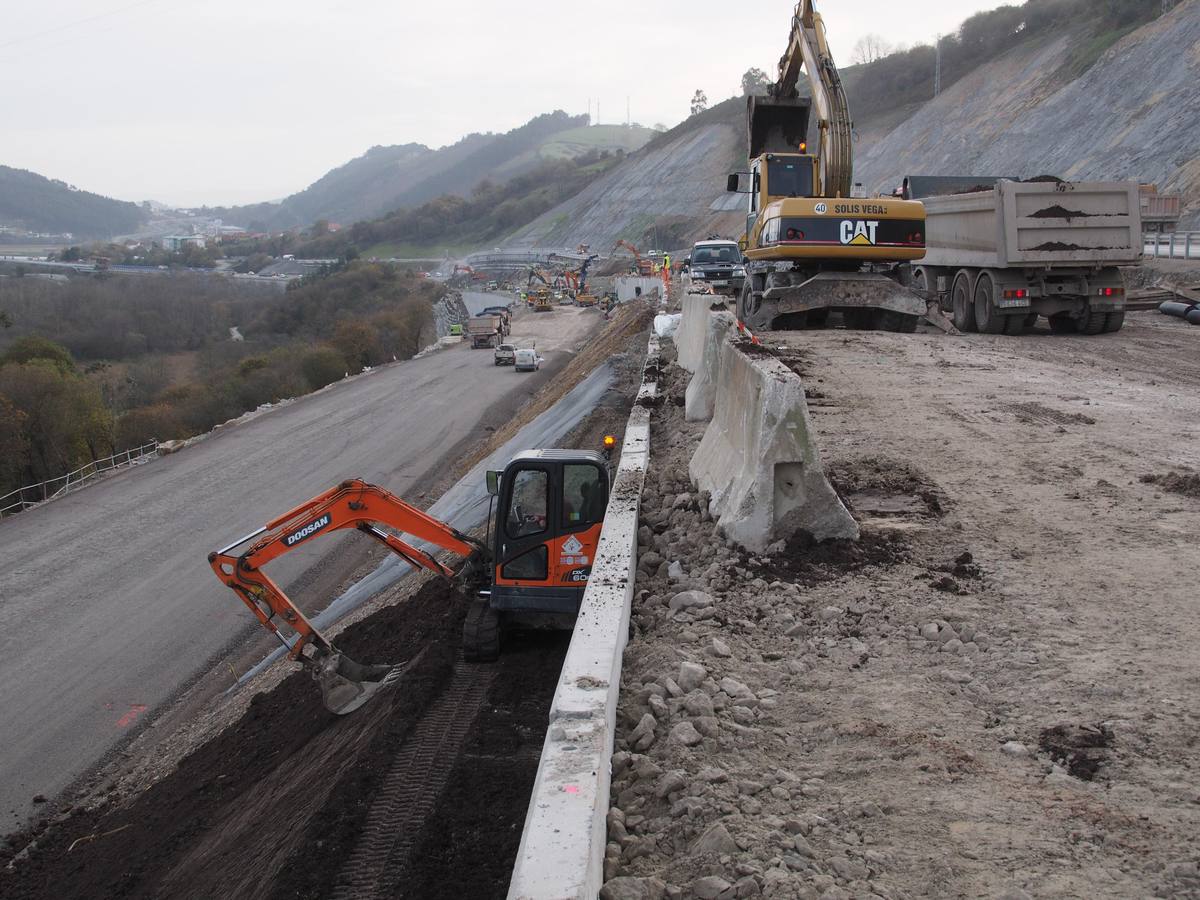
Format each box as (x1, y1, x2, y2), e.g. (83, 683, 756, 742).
(514, 347, 541, 372)
(494, 343, 516, 366)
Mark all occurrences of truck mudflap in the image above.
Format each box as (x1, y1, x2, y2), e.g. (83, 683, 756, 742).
(755, 271, 926, 324)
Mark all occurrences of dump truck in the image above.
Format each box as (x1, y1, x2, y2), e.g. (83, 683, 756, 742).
(466, 314, 504, 348)
(903, 178, 1142, 335)
(209, 454, 612, 714)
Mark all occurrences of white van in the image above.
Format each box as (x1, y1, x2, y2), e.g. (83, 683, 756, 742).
(514, 347, 541, 372)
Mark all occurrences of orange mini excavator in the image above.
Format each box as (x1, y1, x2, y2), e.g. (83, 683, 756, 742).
(209, 449, 611, 714)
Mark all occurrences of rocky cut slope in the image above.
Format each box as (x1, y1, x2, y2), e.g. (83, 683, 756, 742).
(855, 0, 1200, 225)
(503, 98, 750, 253)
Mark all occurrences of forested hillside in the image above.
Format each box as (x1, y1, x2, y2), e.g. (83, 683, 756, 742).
(210, 112, 654, 231)
(0, 167, 147, 238)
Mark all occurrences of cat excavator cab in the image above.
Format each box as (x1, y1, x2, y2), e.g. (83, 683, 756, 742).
(208, 450, 610, 715)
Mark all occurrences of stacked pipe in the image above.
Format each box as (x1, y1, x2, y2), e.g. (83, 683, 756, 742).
(1159, 300, 1200, 325)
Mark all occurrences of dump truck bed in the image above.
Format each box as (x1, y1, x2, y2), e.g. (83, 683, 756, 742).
(920, 180, 1142, 270)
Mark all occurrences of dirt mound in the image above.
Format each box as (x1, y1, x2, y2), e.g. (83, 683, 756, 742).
(1039, 723, 1113, 781)
(828, 455, 947, 518)
(1, 576, 464, 899)
(1140, 471, 1200, 498)
(746, 530, 911, 586)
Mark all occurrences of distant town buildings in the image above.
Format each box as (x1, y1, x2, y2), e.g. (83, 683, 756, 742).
(160, 234, 208, 251)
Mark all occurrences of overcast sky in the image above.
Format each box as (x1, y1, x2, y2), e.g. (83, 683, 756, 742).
(1, 0, 1002, 207)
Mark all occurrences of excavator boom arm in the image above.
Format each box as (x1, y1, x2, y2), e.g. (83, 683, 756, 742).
(208, 480, 486, 661)
(772, 1, 853, 198)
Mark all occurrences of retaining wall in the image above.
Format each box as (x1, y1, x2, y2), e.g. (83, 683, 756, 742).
(507, 337, 657, 899)
(615, 276, 663, 303)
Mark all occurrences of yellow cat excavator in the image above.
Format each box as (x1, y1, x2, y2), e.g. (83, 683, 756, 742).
(728, 0, 928, 332)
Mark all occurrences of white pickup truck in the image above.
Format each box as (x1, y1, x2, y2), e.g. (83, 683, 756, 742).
(494, 343, 516, 366)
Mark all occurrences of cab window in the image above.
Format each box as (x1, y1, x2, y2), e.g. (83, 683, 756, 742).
(562, 464, 606, 527)
(501, 545, 548, 580)
(506, 469, 548, 538)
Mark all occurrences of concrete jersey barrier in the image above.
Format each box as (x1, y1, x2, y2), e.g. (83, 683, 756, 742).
(684, 309, 735, 422)
(674, 292, 717, 373)
(690, 341, 858, 550)
(508, 336, 657, 899)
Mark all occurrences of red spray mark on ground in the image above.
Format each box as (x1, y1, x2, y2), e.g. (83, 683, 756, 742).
(116, 704, 147, 728)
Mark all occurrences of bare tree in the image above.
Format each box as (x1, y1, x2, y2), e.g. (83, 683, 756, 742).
(851, 33, 894, 65)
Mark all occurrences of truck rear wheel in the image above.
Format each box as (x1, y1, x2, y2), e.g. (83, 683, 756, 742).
(951, 273, 976, 332)
(1076, 306, 1107, 335)
(463, 600, 501, 662)
(1103, 311, 1125, 333)
(974, 274, 1006, 334)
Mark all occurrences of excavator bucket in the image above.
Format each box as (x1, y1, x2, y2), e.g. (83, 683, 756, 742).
(313, 651, 405, 716)
(748, 95, 811, 158)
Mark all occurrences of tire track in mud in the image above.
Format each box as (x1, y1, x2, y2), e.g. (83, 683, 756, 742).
(330, 659, 496, 900)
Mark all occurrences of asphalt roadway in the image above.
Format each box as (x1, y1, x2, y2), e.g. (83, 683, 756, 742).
(0, 300, 598, 830)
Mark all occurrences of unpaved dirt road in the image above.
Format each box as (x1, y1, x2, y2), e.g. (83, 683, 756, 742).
(0, 299, 600, 831)
(607, 312, 1200, 898)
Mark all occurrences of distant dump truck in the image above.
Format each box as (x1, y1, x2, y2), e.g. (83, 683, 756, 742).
(467, 314, 503, 348)
(903, 178, 1142, 335)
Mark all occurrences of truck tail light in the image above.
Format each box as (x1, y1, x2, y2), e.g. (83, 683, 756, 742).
(1003, 289, 1028, 299)
(1097, 287, 1123, 297)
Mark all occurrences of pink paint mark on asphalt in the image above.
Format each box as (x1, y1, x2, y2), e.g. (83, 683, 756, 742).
(563, 784, 579, 794)
(117, 704, 148, 728)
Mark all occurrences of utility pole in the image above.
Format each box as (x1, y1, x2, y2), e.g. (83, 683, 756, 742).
(597, 101, 601, 126)
(626, 96, 630, 127)
(934, 35, 942, 97)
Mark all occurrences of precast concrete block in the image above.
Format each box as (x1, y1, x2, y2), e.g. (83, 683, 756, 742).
(684, 310, 735, 422)
(674, 293, 713, 373)
(690, 342, 858, 550)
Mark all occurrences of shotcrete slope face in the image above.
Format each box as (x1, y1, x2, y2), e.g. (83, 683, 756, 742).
(854, 4, 1200, 216)
(505, 123, 748, 251)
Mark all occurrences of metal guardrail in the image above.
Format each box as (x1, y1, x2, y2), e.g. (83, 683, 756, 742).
(0, 440, 159, 518)
(1145, 232, 1200, 260)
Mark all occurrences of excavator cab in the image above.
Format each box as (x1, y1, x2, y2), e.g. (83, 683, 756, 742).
(490, 451, 608, 613)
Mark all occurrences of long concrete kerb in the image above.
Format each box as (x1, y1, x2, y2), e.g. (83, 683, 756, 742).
(690, 340, 858, 550)
(508, 336, 654, 900)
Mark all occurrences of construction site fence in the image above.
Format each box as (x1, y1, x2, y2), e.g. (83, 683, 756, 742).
(1145, 232, 1200, 260)
(0, 440, 159, 518)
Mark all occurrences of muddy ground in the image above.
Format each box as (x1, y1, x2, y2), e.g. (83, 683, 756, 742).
(603, 312, 1200, 899)
(1, 303, 654, 898)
